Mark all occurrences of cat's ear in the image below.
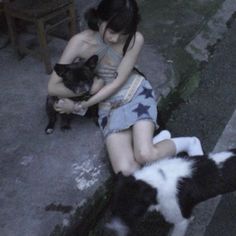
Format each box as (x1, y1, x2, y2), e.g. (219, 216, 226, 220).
(54, 64, 68, 77)
(85, 55, 98, 69)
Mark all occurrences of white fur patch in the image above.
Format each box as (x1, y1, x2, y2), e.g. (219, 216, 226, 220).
(106, 217, 129, 236)
(134, 157, 194, 223)
(148, 204, 160, 212)
(209, 151, 233, 165)
(134, 157, 193, 190)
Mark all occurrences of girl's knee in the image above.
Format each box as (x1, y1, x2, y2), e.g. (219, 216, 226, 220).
(134, 147, 153, 164)
(114, 165, 139, 176)
(135, 145, 171, 164)
(113, 160, 140, 176)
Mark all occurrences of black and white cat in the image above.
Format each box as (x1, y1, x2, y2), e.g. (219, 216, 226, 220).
(107, 148, 236, 236)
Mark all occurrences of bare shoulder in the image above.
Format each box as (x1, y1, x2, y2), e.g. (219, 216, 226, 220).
(76, 29, 97, 40)
(131, 31, 144, 48)
(68, 29, 96, 49)
(125, 31, 144, 54)
(127, 31, 144, 52)
(58, 29, 97, 63)
(134, 31, 144, 45)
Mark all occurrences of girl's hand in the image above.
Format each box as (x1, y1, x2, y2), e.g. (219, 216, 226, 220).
(79, 101, 89, 109)
(54, 98, 75, 114)
(72, 101, 89, 116)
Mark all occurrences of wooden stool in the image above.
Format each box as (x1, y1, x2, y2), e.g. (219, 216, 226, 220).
(4, 0, 77, 74)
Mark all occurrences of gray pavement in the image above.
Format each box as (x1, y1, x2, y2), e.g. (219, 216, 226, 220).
(186, 110, 236, 236)
(0, 0, 236, 236)
(167, 12, 236, 236)
(0, 32, 174, 236)
(0, 38, 109, 236)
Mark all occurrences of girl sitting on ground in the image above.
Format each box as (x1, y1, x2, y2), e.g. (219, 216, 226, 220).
(48, 0, 203, 175)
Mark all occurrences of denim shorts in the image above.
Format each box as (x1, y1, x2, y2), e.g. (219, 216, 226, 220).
(98, 79, 158, 138)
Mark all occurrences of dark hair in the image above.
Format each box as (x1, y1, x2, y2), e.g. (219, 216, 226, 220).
(85, 0, 141, 55)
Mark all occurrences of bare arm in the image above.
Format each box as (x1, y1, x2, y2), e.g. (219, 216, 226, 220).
(84, 32, 144, 107)
(90, 76, 105, 95)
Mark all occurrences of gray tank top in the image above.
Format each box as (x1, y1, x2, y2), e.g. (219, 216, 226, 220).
(94, 32, 143, 104)
(94, 32, 122, 83)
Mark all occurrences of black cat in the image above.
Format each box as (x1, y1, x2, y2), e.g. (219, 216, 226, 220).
(45, 55, 98, 134)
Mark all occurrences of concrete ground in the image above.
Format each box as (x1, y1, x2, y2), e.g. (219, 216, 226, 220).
(0, 0, 236, 236)
(170, 18, 236, 236)
(0, 24, 176, 236)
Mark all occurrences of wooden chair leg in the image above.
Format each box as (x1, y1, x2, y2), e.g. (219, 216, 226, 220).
(4, 11, 21, 58)
(37, 19, 52, 74)
(68, 3, 77, 38)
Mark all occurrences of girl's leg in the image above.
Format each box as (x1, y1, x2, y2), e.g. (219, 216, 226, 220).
(133, 120, 176, 164)
(133, 120, 203, 164)
(153, 130, 171, 144)
(105, 129, 140, 175)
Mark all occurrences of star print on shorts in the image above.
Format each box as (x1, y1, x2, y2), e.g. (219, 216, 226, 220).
(132, 103, 150, 117)
(101, 116, 108, 129)
(139, 86, 154, 99)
